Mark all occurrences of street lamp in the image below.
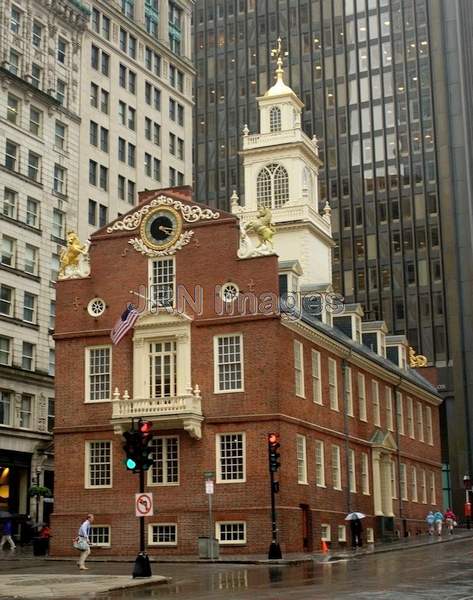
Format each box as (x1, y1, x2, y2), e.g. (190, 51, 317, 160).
(463, 474, 471, 529)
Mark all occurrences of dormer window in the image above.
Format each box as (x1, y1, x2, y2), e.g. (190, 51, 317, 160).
(257, 163, 289, 209)
(269, 106, 281, 132)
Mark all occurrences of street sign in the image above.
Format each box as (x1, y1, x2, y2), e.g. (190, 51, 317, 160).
(135, 493, 153, 517)
(205, 480, 214, 495)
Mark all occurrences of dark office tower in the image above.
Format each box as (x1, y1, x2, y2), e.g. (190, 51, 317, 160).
(193, 0, 473, 510)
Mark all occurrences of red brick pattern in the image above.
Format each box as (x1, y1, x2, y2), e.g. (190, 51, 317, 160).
(51, 190, 443, 556)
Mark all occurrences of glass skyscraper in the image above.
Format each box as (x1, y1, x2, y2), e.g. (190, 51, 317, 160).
(194, 0, 446, 366)
(193, 0, 473, 511)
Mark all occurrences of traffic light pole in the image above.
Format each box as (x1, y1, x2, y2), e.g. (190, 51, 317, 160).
(139, 468, 145, 553)
(268, 451, 282, 559)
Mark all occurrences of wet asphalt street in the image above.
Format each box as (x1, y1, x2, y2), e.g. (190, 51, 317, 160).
(99, 537, 473, 600)
(3, 536, 473, 599)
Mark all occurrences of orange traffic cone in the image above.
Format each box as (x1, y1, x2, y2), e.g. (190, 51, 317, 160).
(321, 539, 329, 554)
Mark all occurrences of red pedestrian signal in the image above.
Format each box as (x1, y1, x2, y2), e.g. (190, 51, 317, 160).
(122, 420, 155, 473)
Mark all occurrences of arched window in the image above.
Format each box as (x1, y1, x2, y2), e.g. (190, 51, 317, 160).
(257, 164, 289, 209)
(269, 106, 282, 132)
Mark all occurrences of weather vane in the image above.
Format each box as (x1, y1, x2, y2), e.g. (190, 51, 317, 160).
(270, 37, 288, 80)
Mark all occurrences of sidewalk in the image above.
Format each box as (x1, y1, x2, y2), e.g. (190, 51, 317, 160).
(0, 573, 168, 600)
(4, 529, 473, 566)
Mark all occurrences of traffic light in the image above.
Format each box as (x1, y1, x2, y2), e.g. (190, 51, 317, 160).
(138, 420, 154, 471)
(123, 427, 141, 472)
(122, 420, 155, 473)
(268, 433, 281, 473)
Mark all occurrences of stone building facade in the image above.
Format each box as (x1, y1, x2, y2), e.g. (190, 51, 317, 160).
(78, 0, 195, 239)
(0, 0, 88, 525)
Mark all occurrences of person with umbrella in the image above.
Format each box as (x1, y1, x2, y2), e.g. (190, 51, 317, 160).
(346, 512, 366, 549)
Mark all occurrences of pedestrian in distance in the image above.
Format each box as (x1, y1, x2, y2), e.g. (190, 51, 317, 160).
(0, 519, 16, 550)
(350, 517, 363, 549)
(426, 511, 435, 535)
(444, 508, 457, 534)
(74, 514, 94, 570)
(433, 510, 444, 536)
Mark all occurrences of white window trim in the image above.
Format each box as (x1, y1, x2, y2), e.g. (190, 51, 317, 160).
(358, 373, 367, 422)
(216, 521, 247, 545)
(216, 432, 246, 484)
(148, 256, 176, 309)
(328, 357, 339, 411)
(366, 528, 374, 543)
(361, 452, 370, 495)
(85, 440, 112, 489)
(84, 345, 112, 403)
(338, 525, 346, 542)
(372, 380, 380, 427)
(315, 440, 326, 488)
(148, 523, 178, 546)
(426, 405, 433, 446)
(412, 467, 418, 503)
(89, 525, 111, 547)
(294, 340, 305, 398)
(416, 401, 425, 443)
(321, 524, 331, 541)
(311, 349, 322, 405)
(147, 435, 179, 487)
(213, 333, 245, 393)
(345, 366, 353, 417)
(430, 472, 436, 505)
(396, 392, 405, 436)
(407, 397, 415, 439)
(348, 448, 356, 493)
(331, 444, 342, 490)
(400, 463, 408, 501)
(296, 434, 308, 485)
(386, 387, 394, 431)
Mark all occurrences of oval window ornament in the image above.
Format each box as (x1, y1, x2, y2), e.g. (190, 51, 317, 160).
(87, 297, 106, 318)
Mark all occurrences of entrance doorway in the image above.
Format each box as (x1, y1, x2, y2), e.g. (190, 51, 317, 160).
(300, 504, 313, 552)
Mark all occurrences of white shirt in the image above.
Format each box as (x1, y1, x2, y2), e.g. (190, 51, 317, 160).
(78, 519, 91, 539)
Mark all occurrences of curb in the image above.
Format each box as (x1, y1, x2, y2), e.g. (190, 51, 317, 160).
(7, 531, 473, 566)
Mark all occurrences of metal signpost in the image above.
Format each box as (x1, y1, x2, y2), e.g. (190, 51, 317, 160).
(204, 471, 215, 560)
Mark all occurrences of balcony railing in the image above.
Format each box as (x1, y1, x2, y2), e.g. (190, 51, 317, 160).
(111, 386, 203, 439)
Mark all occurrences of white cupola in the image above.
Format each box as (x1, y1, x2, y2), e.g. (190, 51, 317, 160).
(234, 38, 334, 289)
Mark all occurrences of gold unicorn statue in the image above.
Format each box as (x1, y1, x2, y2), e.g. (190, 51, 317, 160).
(245, 207, 276, 248)
(59, 231, 89, 278)
(408, 346, 428, 368)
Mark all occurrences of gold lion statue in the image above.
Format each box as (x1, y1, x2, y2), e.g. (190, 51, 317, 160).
(408, 346, 428, 368)
(59, 231, 88, 277)
(245, 207, 276, 248)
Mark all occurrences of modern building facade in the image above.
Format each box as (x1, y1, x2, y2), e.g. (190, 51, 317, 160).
(0, 0, 88, 525)
(193, 0, 473, 512)
(79, 0, 194, 239)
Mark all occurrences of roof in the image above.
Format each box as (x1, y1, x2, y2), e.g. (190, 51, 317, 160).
(298, 309, 439, 397)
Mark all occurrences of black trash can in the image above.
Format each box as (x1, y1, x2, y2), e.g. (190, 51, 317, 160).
(32, 537, 48, 556)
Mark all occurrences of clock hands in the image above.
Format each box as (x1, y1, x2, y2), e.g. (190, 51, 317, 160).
(158, 225, 173, 234)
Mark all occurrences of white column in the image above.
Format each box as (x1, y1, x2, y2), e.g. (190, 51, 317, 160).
(381, 455, 394, 517)
(372, 450, 384, 516)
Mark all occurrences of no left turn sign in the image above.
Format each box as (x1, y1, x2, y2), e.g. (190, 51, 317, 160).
(135, 493, 154, 517)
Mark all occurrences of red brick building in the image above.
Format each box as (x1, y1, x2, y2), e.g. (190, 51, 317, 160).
(51, 185, 442, 557)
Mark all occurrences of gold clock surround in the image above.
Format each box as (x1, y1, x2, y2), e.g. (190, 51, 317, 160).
(140, 206, 183, 251)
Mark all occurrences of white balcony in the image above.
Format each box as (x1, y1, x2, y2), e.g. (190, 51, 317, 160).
(111, 386, 203, 439)
(242, 128, 319, 156)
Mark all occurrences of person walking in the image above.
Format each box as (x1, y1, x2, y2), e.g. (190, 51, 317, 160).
(0, 519, 16, 550)
(76, 514, 94, 570)
(444, 508, 457, 534)
(433, 510, 444, 536)
(426, 511, 435, 535)
(350, 517, 363, 549)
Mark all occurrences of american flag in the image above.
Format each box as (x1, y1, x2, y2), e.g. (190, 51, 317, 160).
(110, 304, 139, 345)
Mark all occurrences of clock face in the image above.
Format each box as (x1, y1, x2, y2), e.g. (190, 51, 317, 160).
(140, 207, 182, 250)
